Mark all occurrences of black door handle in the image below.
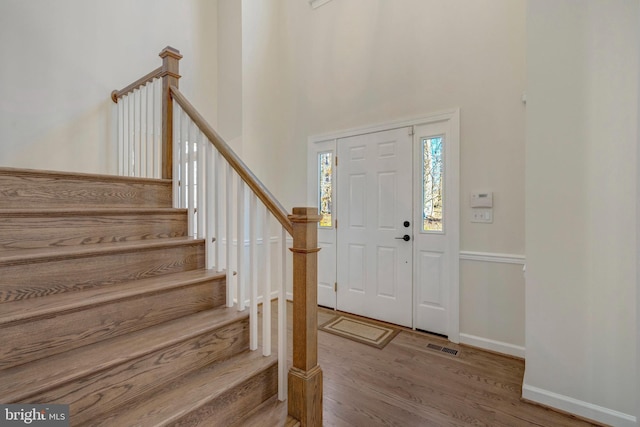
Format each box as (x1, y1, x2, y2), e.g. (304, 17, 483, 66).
(395, 234, 411, 242)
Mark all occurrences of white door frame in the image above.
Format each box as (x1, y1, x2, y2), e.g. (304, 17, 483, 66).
(307, 109, 460, 342)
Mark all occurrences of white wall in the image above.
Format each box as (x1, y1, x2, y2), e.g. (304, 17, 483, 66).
(525, 1, 637, 425)
(228, 0, 527, 354)
(217, 0, 242, 150)
(0, 0, 217, 175)
(240, 0, 288, 191)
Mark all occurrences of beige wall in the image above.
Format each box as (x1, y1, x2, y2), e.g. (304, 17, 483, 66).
(525, 1, 637, 424)
(217, 0, 242, 150)
(460, 261, 525, 349)
(229, 0, 527, 354)
(0, 0, 218, 175)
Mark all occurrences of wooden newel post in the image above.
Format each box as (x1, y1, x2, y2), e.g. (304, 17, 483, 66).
(159, 46, 182, 180)
(288, 207, 323, 426)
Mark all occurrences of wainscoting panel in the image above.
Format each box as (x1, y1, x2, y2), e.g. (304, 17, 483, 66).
(459, 252, 525, 358)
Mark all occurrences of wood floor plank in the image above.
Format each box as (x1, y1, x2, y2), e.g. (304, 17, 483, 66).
(314, 306, 601, 427)
(257, 303, 602, 427)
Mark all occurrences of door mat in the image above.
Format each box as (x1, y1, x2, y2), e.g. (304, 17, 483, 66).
(319, 316, 400, 349)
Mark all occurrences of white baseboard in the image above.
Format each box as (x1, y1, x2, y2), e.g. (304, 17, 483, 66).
(459, 251, 525, 265)
(459, 333, 525, 358)
(522, 384, 637, 427)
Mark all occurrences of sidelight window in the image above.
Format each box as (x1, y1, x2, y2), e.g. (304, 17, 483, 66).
(422, 136, 444, 232)
(318, 151, 333, 228)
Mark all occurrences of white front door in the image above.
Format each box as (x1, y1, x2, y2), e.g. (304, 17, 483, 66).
(308, 110, 459, 339)
(336, 127, 413, 327)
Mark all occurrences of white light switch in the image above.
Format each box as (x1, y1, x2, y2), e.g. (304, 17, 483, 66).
(471, 208, 493, 223)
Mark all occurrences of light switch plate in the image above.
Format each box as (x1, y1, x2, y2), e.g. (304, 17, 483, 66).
(471, 208, 493, 223)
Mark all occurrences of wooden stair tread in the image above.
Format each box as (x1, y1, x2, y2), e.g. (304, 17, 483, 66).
(0, 167, 173, 209)
(287, 416, 301, 426)
(0, 236, 204, 266)
(0, 207, 187, 216)
(0, 306, 248, 403)
(82, 349, 278, 427)
(230, 395, 300, 427)
(0, 166, 172, 185)
(0, 269, 226, 326)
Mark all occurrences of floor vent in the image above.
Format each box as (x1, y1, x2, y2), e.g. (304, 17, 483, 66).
(427, 343, 459, 357)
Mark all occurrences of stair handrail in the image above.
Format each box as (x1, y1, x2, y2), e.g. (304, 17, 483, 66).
(169, 86, 293, 235)
(111, 46, 182, 180)
(171, 85, 322, 424)
(111, 46, 322, 426)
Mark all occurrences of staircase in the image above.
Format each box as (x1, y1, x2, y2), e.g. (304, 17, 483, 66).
(0, 167, 283, 426)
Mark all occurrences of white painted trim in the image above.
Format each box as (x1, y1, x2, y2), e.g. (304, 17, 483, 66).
(522, 384, 637, 427)
(308, 109, 460, 144)
(459, 333, 525, 359)
(447, 109, 460, 344)
(308, 109, 461, 342)
(309, 0, 333, 9)
(459, 251, 526, 265)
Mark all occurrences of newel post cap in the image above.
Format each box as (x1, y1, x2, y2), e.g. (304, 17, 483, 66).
(288, 207, 323, 223)
(159, 46, 183, 60)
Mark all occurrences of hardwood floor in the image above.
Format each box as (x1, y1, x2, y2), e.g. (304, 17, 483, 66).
(259, 303, 602, 427)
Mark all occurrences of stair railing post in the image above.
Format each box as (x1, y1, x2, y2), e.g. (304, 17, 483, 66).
(288, 207, 323, 426)
(159, 46, 182, 180)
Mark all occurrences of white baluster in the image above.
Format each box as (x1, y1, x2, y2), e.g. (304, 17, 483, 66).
(128, 92, 135, 176)
(133, 88, 141, 177)
(226, 163, 234, 307)
(139, 85, 147, 177)
(172, 102, 181, 208)
(180, 110, 188, 211)
(123, 95, 130, 176)
(206, 140, 215, 270)
(197, 130, 206, 239)
(154, 79, 162, 178)
(117, 100, 124, 176)
(187, 120, 196, 237)
(278, 226, 288, 401)
(249, 192, 258, 351)
(262, 206, 272, 356)
(237, 180, 245, 311)
(214, 150, 222, 271)
(144, 82, 153, 178)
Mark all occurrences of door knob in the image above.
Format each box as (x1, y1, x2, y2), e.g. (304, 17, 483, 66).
(395, 234, 411, 242)
(403, 221, 410, 227)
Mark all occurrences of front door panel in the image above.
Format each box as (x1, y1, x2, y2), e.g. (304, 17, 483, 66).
(336, 127, 413, 327)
